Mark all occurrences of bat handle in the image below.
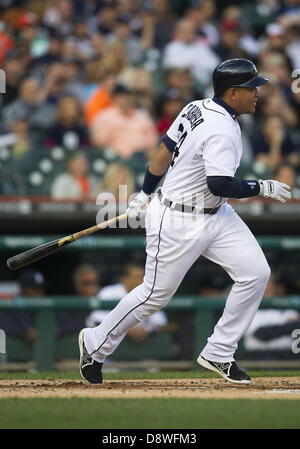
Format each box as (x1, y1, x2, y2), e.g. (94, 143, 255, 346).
(97, 213, 128, 230)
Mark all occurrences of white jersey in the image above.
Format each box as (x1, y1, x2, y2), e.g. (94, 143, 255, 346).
(162, 98, 242, 208)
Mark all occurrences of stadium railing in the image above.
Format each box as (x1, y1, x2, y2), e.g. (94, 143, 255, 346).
(2, 235, 300, 251)
(0, 295, 299, 371)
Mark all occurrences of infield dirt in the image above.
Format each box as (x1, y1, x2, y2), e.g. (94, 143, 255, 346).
(0, 377, 300, 399)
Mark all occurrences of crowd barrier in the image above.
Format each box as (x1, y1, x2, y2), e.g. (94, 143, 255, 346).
(0, 296, 299, 371)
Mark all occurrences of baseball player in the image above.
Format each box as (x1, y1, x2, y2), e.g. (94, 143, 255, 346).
(79, 59, 291, 384)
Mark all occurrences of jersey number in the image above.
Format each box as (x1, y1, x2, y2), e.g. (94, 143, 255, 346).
(171, 123, 187, 167)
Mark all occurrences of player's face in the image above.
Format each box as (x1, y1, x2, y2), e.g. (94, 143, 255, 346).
(234, 87, 259, 114)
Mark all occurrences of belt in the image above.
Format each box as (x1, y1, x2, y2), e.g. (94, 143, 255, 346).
(156, 188, 220, 215)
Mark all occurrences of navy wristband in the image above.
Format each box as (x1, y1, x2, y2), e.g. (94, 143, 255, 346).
(142, 167, 164, 195)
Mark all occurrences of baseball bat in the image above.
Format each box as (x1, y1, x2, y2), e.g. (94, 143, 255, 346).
(7, 212, 128, 271)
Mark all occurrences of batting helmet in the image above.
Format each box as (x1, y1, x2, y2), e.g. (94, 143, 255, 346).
(213, 58, 268, 98)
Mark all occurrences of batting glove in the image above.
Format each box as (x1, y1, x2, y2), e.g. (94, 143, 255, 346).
(258, 179, 291, 203)
(127, 190, 149, 219)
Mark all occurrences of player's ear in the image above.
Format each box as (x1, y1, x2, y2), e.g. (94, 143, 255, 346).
(230, 87, 238, 100)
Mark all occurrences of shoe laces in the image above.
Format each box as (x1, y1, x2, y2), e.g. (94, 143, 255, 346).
(217, 362, 232, 375)
(82, 347, 93, 366)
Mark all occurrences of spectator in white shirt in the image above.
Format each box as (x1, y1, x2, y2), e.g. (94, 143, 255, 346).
(162, 18, 220, 87)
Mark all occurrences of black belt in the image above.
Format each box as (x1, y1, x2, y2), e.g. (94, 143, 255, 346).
(156, 188, 220, 215)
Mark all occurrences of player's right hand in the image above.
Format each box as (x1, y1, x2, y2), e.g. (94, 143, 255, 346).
(127, 190, 150, 219)
(258, 179, 291, 203)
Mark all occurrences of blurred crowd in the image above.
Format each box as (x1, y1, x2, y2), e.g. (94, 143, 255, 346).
(1, 0, 300, 198)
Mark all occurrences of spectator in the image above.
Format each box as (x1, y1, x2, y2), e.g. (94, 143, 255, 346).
(71, 19, 95, 61)
(0, 20, 14, 65)
(82, 58, 108, 104)
(43, 0, 74, 37)
(286, 24, 300, 70)
(86, 262, 168, 344)
(242, 1, 277, 37)
(244, 274, 300, 355)
(44, 96, 89, 150)
(257, 81, 299, 128)
(184, 0, 219, 47)
(4, 109, 32, 159)
(88, 1, 118, 36)
(156, 88, 185, 136)
(31, 30, 63, 69)
(61, 59, 85, 102)
(0, 50, 26, 108)
(220, 5, 260, 57)
(99, 162, 135, 201)
(84, 70, 116, 125)
(90, 83, 158, 159)
(258, 51, 294, 101)
(72, 264, 101, 297)
(290, 84, 300, 126)
(251, 114, 300, 172)
(101, 39, 129, 75)
(56, 264, 101, 338)
(16, 12, 41, 49)
(89, 32, 107, 59)
(214, 19, 250, 61)
(51, 152, 99, 199)
(121, 67, 156, 114)
(107, 15, 145, 66)
(37, 61, 70, 107)
(162, 18, 220, 87)
(274, 163, 300, 198)
(2, 77, 56, 135)
(162, 67, 202, 104)
(261, 23, 288, 55)
(0, 270, 46, 343)
(150, 0, 175, 51)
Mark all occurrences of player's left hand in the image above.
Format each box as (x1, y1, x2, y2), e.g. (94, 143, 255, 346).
(258, 179, 291, 203)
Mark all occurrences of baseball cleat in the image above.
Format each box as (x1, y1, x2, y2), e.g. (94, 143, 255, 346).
(197, 355, 251, 384)
(79, 329, 103, 384)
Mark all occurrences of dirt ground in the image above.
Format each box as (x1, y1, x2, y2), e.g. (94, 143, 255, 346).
(0, 377, 300, 399)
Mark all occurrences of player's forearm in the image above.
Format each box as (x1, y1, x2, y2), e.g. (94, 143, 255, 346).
(148, 142, 173, 176)
(142, 143, 172, 195)
(207, 176, 260, 198)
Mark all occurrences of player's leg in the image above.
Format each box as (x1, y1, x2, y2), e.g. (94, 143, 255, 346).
(84, 196, 209, 363)
(200, 203, 270, 364)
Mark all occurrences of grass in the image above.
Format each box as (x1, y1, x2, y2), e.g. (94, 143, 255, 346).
(0, 370, 299, 429)
(0, 397, 299, 429)
(0, 369, 300, 381)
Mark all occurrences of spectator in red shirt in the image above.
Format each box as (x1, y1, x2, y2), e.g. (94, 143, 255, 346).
(156, 88, 185, 137)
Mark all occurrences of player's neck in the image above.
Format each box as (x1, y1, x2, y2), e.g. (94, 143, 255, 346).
(212, 96, 239, 120)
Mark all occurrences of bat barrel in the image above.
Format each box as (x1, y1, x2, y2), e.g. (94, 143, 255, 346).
(7, 239, 62, 271)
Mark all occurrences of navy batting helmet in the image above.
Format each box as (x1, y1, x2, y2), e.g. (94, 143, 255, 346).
(213, 58, 268, 98)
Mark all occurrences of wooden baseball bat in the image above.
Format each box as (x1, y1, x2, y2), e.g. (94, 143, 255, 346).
(7, 212, 128, 271)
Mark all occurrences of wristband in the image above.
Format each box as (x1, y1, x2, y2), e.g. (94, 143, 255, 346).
(142, 167, 164, 195)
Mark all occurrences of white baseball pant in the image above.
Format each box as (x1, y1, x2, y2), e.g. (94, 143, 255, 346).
(84, 195, 270, 363)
